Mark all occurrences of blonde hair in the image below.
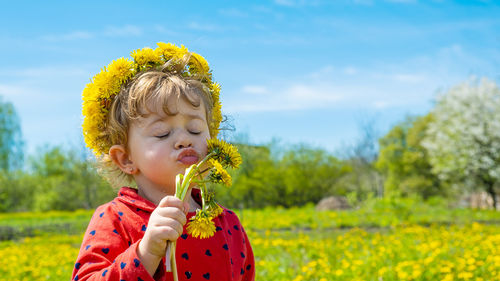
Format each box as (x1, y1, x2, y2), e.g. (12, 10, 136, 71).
(99, 60, 215, 188)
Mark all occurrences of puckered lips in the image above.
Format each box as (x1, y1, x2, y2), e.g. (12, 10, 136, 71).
(177, 148, 200, 166)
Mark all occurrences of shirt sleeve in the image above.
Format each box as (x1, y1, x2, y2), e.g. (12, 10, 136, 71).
(71, 204, 157, 281)
(241, 224, 255, 281)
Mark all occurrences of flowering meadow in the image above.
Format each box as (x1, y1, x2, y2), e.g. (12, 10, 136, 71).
(1, 206, 500, 280)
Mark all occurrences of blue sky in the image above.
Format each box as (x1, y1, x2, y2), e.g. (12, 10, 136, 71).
(0, 0, 499, 156)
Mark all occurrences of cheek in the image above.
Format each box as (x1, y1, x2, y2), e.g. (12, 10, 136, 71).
(141, 141, 171, 164)
(199, 133, 211, 155)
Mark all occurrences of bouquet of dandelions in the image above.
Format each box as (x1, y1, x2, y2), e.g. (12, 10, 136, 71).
(165, 138, 242, 280)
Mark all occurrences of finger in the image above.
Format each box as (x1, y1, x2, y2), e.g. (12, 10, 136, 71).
(155, 207, 187, 225)
(158, 196, 185, 210)
(157, 222, 184, 240)
(183, 202, 190, 215)
(154, 226, 181, 241)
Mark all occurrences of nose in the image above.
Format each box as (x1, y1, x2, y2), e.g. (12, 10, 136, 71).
(174, 130, 193, 149)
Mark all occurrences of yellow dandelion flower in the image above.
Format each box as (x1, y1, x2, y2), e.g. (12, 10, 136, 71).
(208, 159, 232, 187)
(207, 201, 223, 217)
(188, 53, 211, 75)
(131, 47, 161, 68)
(92, 71, 115, 98)
(203, 190, 224, 217)
(207, 138, 242, 169)
(187, 210, 216, 239)
(155, 42, 180, 60)
(107, 58, 134, 83)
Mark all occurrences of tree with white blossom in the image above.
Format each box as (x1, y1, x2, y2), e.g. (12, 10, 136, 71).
(422, 77, 500, 209)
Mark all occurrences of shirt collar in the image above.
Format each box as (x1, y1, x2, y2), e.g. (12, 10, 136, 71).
(115, 186, 203, 213)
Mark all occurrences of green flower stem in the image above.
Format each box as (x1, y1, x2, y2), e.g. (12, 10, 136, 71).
(167, 150, 216, 277)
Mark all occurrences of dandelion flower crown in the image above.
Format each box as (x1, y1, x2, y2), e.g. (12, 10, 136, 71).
(82, 42, 222, 156)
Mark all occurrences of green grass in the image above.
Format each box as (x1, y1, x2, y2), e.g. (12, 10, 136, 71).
(1, 197, 499, 241)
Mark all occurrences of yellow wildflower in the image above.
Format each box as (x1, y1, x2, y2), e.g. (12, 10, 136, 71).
(207, 138, 242, 169)
(131, 47, 162, 69)
(187, 210, 216, 239)
(208, 159, 232, 187)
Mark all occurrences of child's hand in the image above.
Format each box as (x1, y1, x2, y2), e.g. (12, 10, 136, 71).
(138, 196, 188, 259)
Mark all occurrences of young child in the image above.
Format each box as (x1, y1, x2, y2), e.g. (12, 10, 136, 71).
(72, 43, 255, 281)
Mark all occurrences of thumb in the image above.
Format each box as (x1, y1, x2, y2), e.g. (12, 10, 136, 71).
(183, 201, 190, 215)
(158, 195, 183, 209)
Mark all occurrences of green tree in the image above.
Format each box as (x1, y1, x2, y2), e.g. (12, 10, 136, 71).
(422, 78, 500, 209)
(214, 143, 283, 208)
(215, 142, 349, 208)
(0, 97, 23, 171)
(278, 144, 349, 207)
(376, 114, 446, 199)
(28, 145, 115, 211)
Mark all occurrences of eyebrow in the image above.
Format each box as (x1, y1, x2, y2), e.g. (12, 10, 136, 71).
(144, 113, 206, 128)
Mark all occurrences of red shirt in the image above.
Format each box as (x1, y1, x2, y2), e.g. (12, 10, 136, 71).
(71, 187, 255, 281)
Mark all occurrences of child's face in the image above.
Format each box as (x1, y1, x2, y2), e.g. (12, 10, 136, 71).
(127, 96, 211, 196)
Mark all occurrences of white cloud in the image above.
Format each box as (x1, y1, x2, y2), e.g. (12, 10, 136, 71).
(187, 22, 223, 32)
(392, 73, 426, 83)
(343, 66, 358, 75)
(274, 0, 295, 6)
(385, 0, 417, 3)
(0, 66, 87, 78)
(103, 25, 142, 37)
(242, 85, 268, 94)
(0, 84, 29, 98)
(373, 101, 391, 109)
(39, 25, 142, 42)
(274, 0, 323, 6)
(218, 8, 248, 17)
(226, 82, 343, 113)
(41, 31, 94, 41)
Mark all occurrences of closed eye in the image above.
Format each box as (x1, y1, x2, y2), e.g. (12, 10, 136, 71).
(155, 132, 170, 139)
(189, 130, 201, 135)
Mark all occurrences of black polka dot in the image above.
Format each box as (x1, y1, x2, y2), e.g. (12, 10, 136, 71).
(85, 245, 91, 250)
(233, 225, 240, 231)
(240, 252, 245, 258)
(222, 244, 229, 250)
(181, 234, 188, 239)
(205, 249, 212, 256)
(185, 271, 192, 279)
(228, 230, 232, 235)
(241, 268, 244, 275)
(101, 248, 110, 254)
(99, 212, 104, 217)
(246, 264, 252, 271)
(102, 269, 108, 277)
(134, 258, 140, 267)
(141, 225, 147, 231)
(74, 275, 78, 281)
(203, 273, 210, 280)
(120, 262, 126, 269)
(182, 253, 189, 260)
(227, 210, 234, 214)
(89, 230, 96, 235)
(216, 226, 222, 231)
(75, 262, 81, 269)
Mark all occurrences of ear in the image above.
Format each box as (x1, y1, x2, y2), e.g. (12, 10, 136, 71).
(109, 144, 138, 175)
